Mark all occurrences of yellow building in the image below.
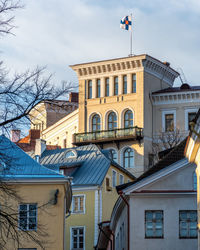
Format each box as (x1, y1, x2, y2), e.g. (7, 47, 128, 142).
(0, 135, 72, 250)
(39, 143, 135, 250)
(70, 55, 180, 176)
(185, 108, 200, 249)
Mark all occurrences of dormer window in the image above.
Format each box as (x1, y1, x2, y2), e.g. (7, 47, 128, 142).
(65, 150, 77, 159)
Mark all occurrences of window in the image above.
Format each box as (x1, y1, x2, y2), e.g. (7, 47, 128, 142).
(63, 138, 67, 148)
(71, 227, 84, 249)
(114, 76, 118, 95)
(96, 79, 101, 98)
(105, 78, 109, 96)
(193, 172, 197, 191)
(165, 114, 174, 131)
(119, 174, 124, 185)
(92, 114, 101, 132)
(110, 149, 117, 163)
(59, 169, 65, 175)
(179, 211, 197, 238)
(124, 110, 133, 128)
(18, 249, 37, 250)
(112, 170, 117, 187)
(88, 80, 92, 99)
(123, 75, 127, 94)
(106, 177, 112, 191)
(145, 210, 163, 238)
(188, 112, 196, 130)
(108, 112, 117, 130)
(123, 148, 134, 168)
(132, 74, 136, 93)
(65, 150, 76, 158)
(72, 195, 85, 214)
(19, 204, 37, 231)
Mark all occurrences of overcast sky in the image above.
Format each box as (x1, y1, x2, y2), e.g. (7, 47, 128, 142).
(0, 0, 200, 87)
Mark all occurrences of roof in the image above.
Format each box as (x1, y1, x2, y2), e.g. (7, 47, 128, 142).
(0, 135, 68, 181)
(40, 144, 135, 187)
(116, 138, 187, 192)
(152, 84, 200, 95)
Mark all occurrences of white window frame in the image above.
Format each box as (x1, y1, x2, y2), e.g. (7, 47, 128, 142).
(18, 204, 37, 231)
(184, 108, 198, 131)
(70, 226, 85, 250)
(119, 174, 124, 185)
(162, 109, 176, 132)
(112, 170, 117, 187)
(71, 194, 86, 214)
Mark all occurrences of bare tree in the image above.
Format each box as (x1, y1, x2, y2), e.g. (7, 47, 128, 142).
(0, 1, 73, 249)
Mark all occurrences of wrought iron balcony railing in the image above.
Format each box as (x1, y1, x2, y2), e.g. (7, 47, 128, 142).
(73, 126, 143, 146)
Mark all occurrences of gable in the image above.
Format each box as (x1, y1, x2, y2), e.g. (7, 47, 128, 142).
(136, 161, 196, 192)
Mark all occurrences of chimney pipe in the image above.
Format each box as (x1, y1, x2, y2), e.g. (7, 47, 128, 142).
(11, 130, 21, 142)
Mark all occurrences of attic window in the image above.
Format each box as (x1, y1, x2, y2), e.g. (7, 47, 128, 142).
(65, 150, 77, 159)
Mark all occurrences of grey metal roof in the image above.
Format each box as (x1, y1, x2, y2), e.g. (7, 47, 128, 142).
(0, 135, 67, 180)
(40, 144, 135, 187)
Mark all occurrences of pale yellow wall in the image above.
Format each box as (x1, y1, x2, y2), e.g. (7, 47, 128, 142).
(42, 109, 79, 148)
(3, 183, 66, 250)
(66, 190, 95, 250)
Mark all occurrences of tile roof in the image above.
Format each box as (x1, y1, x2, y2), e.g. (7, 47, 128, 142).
(40, 144, 135, 187)
(116, 138, 187, 192)
(0, 135, 67, 181)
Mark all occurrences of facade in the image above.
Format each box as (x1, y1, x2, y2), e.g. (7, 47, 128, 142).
(38, 143, 135, 250)
(97, 139, 197, 250)
(70, 55, 200, 177)
(185, 108, 200, 249)
(0, 135, 72, 250)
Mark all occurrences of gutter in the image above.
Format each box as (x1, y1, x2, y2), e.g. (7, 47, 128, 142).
(119, 190, 130, 250)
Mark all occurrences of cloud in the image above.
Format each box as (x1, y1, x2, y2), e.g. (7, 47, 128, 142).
(0, 0, 199, 86)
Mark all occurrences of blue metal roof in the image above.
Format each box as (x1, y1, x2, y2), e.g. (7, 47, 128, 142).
(40, 144, 135, 187)
(0, 135, 67, 180)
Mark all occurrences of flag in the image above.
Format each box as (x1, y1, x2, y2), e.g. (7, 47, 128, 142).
(120, 15, 132, 31)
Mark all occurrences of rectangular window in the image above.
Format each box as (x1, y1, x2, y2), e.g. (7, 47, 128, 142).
(145, 210, 163, 238)
(105, 78, 109, 96)
(106, 177, 112, 191)
(72, 195, 85, 214)
(188, 112, 196, 130)
(123, 75, 127, 94)
(165, 114, 174, 132)
(112, 170, 117, 187)
(71, 227, 84, 250)
(179, 210, 197, 238)
(114, 77, 118, 95)
(19, 204, 37, 231)
(132, 74, 136, 93)
(88, 80, 92, 99)
(119, 174, 124, 185)
(63, 138, 67, 148)
(96, 79, 101, 98)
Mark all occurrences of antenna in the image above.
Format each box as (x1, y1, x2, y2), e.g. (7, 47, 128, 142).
(176, 67, 187, 85)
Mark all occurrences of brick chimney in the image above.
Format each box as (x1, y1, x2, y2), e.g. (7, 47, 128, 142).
(35, 139, 46, 157)
(29, 129, 40, 144)
(69, 92, 78, 103)
(11, 130, 21, 142)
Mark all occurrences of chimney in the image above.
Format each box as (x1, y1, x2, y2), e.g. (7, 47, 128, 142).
(29, 129, 40, 144)
(11, 130, 21, 142)
(69, 92, 78, 103)
(35, 139, 46, 157)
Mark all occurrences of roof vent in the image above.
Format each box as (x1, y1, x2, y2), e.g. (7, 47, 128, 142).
(180, 83, 191, 90)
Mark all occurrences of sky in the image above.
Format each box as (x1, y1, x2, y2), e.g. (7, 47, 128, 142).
(0, 0, 200, 88)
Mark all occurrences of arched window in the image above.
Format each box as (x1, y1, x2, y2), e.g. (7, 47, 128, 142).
(193, 172, 197, 191)
(65, 150, 77, 159)
(110, 149, 117, 163)
(92, 114, 101, 131)
(108, 112, 117, 130)
(123, 147, 134, 168)
(124, 110, 133, 128)
(88, 80, 92, 99)
(123, 75, 127, 94)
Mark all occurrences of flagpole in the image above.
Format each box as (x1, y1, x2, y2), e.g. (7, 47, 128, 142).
(130, 13, 133, 56)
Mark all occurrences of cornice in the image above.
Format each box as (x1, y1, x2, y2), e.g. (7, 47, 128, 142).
(70, 55, 179, 87)
(151, 91, 200, 105)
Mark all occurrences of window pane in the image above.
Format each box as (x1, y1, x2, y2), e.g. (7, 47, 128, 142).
(145, 211, 163, 238)
(88, 80, 92, 99)
(123, 75, 127, 94)
(165, 114, 174, 131)
(179, 210, 197, 238)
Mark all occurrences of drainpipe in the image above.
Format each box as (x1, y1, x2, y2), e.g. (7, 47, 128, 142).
(119, 191, 130, 250)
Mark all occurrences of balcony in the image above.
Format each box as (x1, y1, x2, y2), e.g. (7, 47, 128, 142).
(72, 126, 143, 147)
